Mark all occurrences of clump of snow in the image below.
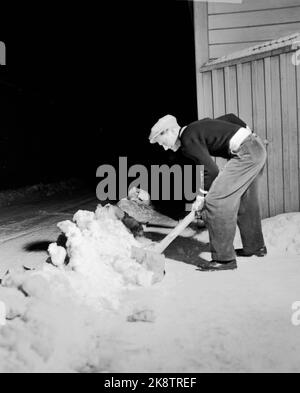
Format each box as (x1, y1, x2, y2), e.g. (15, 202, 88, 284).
(262, 213, 300, 256)
(128, 187, 151, 205)
(127, 309, 156, 323)
(48, 244, 66, 267)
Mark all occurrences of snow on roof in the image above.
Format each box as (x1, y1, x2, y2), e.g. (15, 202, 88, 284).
(202, 32, 300, 71)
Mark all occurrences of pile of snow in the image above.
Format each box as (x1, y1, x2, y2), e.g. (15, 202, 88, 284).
(47, 205, 155, 308)
(0, 205, 157, 372)
(193, 213, 300, 257)
(262, 213, 300, 256)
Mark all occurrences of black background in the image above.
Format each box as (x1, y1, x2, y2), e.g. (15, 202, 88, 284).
(0, 0, 197, 204)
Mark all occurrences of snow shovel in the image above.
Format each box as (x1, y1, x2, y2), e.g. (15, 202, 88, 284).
(132, 209, 196, 284)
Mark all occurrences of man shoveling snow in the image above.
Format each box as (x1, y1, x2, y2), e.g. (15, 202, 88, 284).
(149, 114, 267, 271)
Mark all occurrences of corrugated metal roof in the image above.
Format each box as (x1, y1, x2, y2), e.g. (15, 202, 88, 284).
(203, 32, 300, 69)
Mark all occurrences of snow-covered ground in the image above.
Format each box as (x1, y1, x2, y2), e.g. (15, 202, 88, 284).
(0, 201, 299, 373)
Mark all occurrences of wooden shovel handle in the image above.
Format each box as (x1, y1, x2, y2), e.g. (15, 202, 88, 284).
(153, 210, 196, 254)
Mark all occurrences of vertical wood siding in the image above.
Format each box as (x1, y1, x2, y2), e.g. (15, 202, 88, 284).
(193, 1, 300, 218)
(198, 50, 300, 218)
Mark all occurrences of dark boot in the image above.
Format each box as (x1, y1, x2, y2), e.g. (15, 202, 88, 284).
(198, 259, 237, 272)
(235, 246, 267, 258)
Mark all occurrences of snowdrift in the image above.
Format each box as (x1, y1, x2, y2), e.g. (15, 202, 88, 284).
(194, 213, 300, 257)
(47, 205, 156, 307)
(0, 205, 157, 372)
(262, 213, 300, 256)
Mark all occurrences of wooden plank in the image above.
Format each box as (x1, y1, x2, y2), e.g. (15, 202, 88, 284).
(212, 68, 227, 169)
(280, 52, 300, 212)
(210, 42, 267, 59)
(209, 22, 300, 45)
(236, 62, 253, 128)
(196, 73, 206, 120)
(194, 1, 209, 69)
(194, 1, 209, 119)
(251, 59, 269, 218)
(208, 0, 300, 15)
(212, 69, 226, 117)
(224, 65, 238, 113)
(201, 71, 217, 170)
(202, 71, 214, 118)
(264, 56, 284, 216)
(209, 7, 300, 29)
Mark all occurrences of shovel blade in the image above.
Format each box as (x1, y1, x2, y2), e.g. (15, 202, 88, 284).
(132, 246, 166, 285)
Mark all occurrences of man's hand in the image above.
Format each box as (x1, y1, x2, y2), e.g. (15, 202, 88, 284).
(192, 195, 205, 213)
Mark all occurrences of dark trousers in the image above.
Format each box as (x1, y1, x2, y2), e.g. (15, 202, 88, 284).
(202, 134, 267, 261)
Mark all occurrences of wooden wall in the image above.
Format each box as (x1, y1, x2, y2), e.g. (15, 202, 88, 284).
(207, 0, 300, 60)
(196, 52, 300, 218)
(193, 1, 300, 218)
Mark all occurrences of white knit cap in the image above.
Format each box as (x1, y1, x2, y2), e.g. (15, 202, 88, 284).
(149, 115, 179, 144)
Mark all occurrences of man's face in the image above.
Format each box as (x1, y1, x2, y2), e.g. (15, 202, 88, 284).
(156, 128, 177, 151)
